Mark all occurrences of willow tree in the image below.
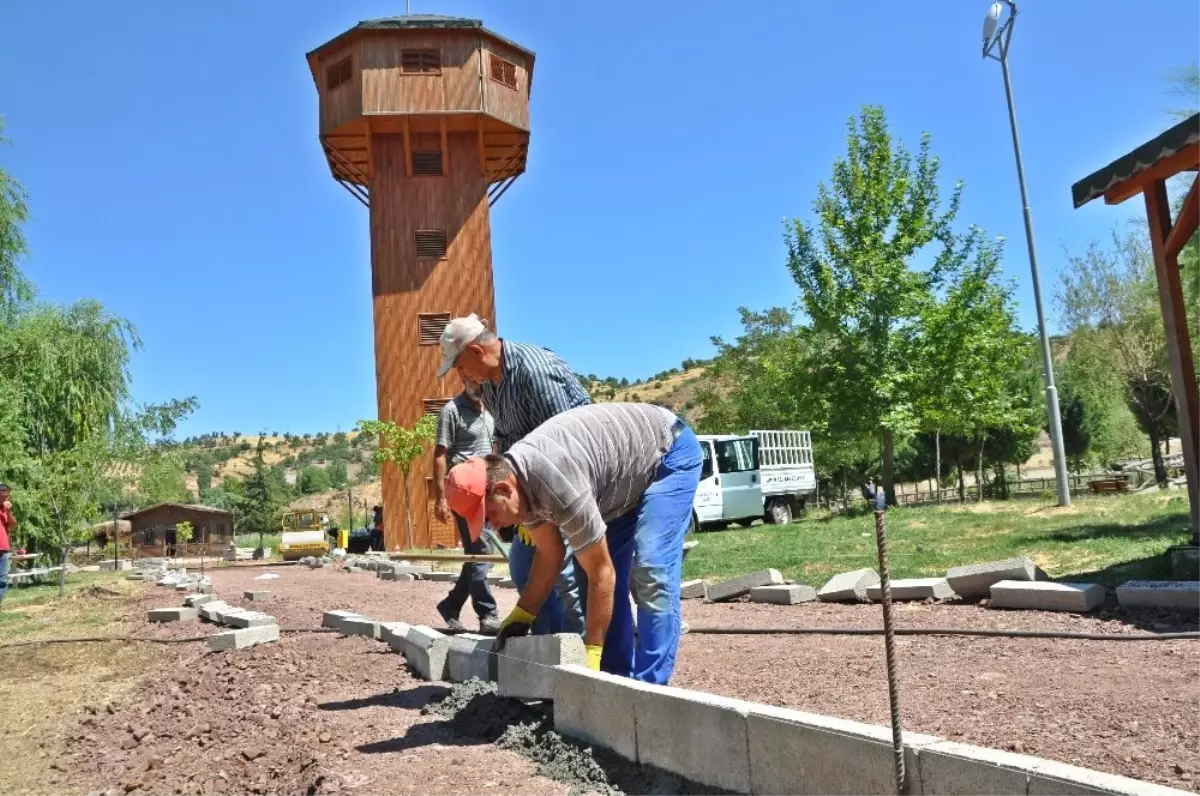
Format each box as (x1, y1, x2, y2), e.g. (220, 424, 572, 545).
(787, 105, 961, 504)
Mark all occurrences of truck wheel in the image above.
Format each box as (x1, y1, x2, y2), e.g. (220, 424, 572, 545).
(767, 499, 792, 526)
(688, 512, 699, 535)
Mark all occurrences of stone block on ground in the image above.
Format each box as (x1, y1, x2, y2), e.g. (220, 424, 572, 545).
(183, 594, 217, 607)
(379, 571, 416, 582)
(322, 610, 365, 632)
(148, 607, 198, 623)
(243, 590, 271, 602)
(346, 565, 362, 573)
(1116, 580, 1200, 611)
(341, 617, 382, 640)
(680, 579, 706, 600)
(553, 664, 652, 762)
(497, 633, 586, 700)
(380, 622, 412, 653)
(750, 584, 816, 605)
(866, 577, 956, 602)
(222, 611, 277, 629)
(174, 584, 191, 593)
(206, 624, 280, 652)
(945, 556, 1046, 600)
(817, 568, 879, 602)
(497, 578, 516, 589)
(990, 580, 1105, 612)
(633, 683, 754, 793)
(706, 569, 784, 602)
(747, 704, 936, 795)
(403, 625, 451, 681)
(99, 559, 133, 571)
(197, 601, 231, 622)
(197, 583, 214, 595)
(447, 633, 494, 683)
(423, 571, 459, 582)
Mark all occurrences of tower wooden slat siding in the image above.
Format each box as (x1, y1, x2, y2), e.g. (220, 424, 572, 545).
(307, 15, 534, 550)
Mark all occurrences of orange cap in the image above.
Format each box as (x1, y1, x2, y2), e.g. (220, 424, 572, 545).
(445, 457, 487, 541)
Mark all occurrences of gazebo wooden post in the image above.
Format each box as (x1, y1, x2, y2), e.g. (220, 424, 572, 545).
(1144, 177, 1200, 545)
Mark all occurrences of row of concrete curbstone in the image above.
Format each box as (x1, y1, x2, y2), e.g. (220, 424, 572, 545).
(145, 582, 281, 651)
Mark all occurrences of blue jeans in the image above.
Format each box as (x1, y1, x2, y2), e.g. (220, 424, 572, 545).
(0, 552, 9, 604)
(578, 422, 702, 684)
(507, 535, 585, 636)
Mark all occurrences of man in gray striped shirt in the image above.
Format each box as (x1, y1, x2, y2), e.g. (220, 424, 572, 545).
(445, 403, 703, 684)
(438, 313, 588, 636)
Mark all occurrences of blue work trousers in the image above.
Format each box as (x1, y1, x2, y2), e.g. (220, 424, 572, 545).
(577, 422, 702, 684)
(507, 535, 585, 636)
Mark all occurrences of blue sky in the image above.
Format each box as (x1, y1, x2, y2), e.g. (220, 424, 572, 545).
(2, 1, 1196, 438)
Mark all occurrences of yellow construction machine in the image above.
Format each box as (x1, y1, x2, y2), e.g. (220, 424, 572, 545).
(276, 510, 331, 560)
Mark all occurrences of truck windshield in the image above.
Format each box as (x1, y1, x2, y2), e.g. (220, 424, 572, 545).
(700, 442, 714, 480)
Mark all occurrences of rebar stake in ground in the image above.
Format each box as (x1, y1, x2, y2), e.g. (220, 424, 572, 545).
(874, 491, 907, 795)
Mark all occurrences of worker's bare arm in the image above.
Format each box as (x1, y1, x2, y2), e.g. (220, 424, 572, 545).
(432, 446, 449, 522)
(572, 539, 615, 649)
(516, 523, 566, 618)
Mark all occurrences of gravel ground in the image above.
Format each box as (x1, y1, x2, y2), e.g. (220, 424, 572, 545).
(58, 563, 1200, 794)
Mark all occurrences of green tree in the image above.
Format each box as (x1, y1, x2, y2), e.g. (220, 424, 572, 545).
(137, 451, 191, 505)
(1058, 385, 1094, 474)
(357, 415, 437, 547)
(327, 458, 349, 489)
(240, 437, 281, 552)
(786, 105, 961, 505)
(299, 465, 331, 494)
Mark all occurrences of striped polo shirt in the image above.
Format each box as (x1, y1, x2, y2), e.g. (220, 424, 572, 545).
(481, 339, 591, 453)
(505, 403, 681, 553)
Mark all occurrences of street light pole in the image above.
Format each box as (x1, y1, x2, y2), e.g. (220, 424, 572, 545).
(983, 1, 1071, 506)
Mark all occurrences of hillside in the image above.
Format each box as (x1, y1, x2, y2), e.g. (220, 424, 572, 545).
(586, 365, 709, 422)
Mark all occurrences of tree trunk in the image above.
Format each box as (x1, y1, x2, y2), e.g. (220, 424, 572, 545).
(977, 434, 986, 504)
(58, 544, 67, 597)
(840, 470, 848, 507)
(402, 471, 414, 549)
(935, 429, 942, 505)
(957, 462, 966, 503)
(882, 429, 897, 507)
(1148, 425, 1168, 486)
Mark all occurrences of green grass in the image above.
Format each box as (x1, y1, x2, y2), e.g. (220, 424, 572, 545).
(0, 571, 133, 640)
(682, 491, 1193, 587)
(234, 533, 282, 552)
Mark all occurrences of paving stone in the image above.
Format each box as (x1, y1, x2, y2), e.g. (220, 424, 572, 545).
(945, 556, 1046, 600)
(379, 571, 416, 582)
(749, 584, 816, 605)
(148, 607, 198, 623)
(206, 625, 280, 652)
(341, 617, 382, 640)
(680, 579, 707, 600)
(197, 583, 214, 595)
(322, 610, 365, 632)
(222, 611, 277, 629)
(197, 602, 231, 622)
(446, 633, 494, 682)
(497, 633, 586, 700)
(817, 568, 879, 602)
(866, 577, 956, 602)
(183, 594, 217, 607)
(633, 683, 754, 793)
(748, 704, 936, 795)
(346, 565, 362, 573)
(1116, 580, 1200, 611)
(422, 571, 459, 582)
(377, 564, 432, 577)
(990, 580, 1105, 612)
(403, 626, 450, 681)
(706, 569, 784, 602)
(553, 664, 652, 762)
(380, 622, 412, 653)
(497, 578, 516, 589)
(243, 591, 272, 602)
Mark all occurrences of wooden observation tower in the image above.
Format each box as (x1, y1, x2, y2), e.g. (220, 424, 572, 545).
(307, 15, 533, 549)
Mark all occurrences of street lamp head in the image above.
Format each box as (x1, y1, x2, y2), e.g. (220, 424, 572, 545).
(982, 2, 1003, 56)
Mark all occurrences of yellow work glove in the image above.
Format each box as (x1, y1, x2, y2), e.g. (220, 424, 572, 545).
(585, 645, 603, 671)
(492, 605, 535, 653)
(516, 524, 534, 545)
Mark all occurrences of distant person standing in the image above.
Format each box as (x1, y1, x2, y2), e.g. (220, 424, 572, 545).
(0, 484, 15, 611)
(432, 377, 500, 634)
(371, 505, 384, 551)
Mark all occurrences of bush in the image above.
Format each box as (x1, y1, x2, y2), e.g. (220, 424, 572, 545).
(299, 466, 331, 494)
(328, 459, 349, 489)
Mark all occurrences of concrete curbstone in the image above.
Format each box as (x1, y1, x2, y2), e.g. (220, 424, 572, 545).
(422, 571, 459, 582)
(866, 577, 957, 602)
(447, 633, 494, 682)
(990, 580, 1105, 612)
(380, 622, 412, 653)
(945, 556, 1046, 600)
(223, 611, 277, 629)
(183, 594, 217, 607)
(497, 633, 586, 700)
(148, 607, 198, 623)
(403, 625, 451, 681)
(552, 664, 652, 762)
(322, 610, 365, 633)
(206, 624, 280, 652)
(497, 577, 516, 589)
(243, 590, 272, 602)
(197, 602, 231, 622)
(706, 569, 784, 602)
(379, 571, 416, 582)
(1116, 581, 1200, 611)
(747, 704, 936, 795)
(680, 579, 707, 600)
(749, 584, 817, 605)
(818, 568, 880, 602)
(341, 617, 382, 640)
(633, 683, 754, 793)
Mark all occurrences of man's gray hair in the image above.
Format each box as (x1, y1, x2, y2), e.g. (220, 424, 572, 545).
(483, 454, 513, 492)
(472, 329, 498, 346)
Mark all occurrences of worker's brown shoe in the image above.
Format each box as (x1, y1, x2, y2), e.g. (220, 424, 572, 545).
(478, 615, 500, 636)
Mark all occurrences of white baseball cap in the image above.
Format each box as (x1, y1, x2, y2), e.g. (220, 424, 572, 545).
(437, 314, 488, 377)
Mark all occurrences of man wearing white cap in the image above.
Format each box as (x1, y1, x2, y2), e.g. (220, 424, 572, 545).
(437, 313, 589, 636)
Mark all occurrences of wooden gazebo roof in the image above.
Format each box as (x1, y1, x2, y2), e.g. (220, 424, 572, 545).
(1072, 113, 1199, 209)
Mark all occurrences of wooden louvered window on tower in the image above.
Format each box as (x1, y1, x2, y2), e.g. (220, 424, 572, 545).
(411, 149, 443, 176)
(414, 230, 447, 259)
(489, 53, 517, 90)
(418, 313, 451, 346)
(326, 56, 352, 90)
(401, 49, 441, 74)
(422, 398, 451, 416)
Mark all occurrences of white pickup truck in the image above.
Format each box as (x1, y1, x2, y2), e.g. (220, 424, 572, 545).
(692, 429, 816, 530)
